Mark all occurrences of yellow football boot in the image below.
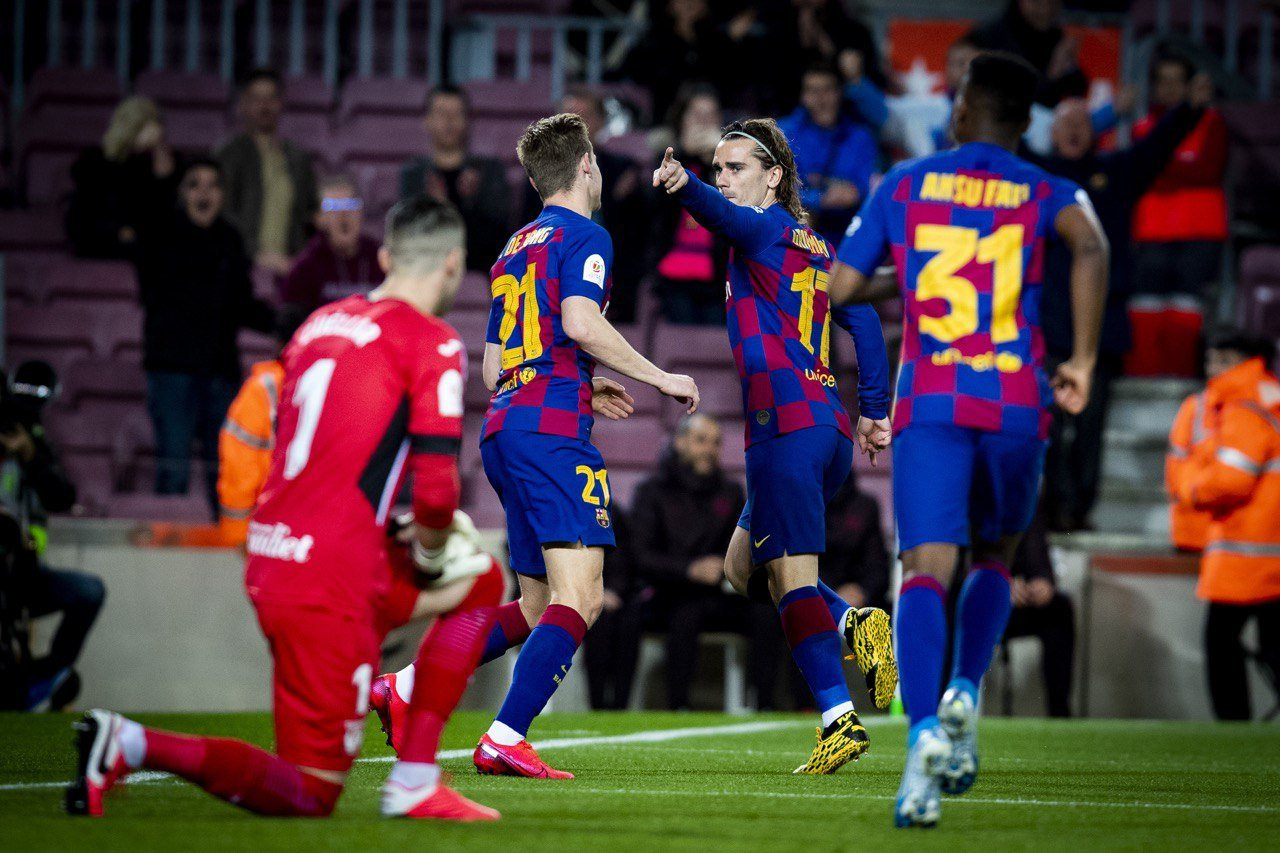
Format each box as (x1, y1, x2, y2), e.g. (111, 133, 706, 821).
(845, 606, 898, 710)
(792, 709, 870, 775)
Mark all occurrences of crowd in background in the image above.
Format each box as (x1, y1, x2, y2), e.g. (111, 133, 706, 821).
(17, 0, 1266, 715)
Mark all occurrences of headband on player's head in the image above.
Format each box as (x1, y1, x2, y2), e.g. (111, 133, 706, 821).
(722, 130, 777, 164)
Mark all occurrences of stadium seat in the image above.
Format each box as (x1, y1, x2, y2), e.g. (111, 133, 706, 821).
(447, 308, 493, 361)
(338, 77, 429, 124)
(23, 149, 80, 205)
(134, 70, 228, 109)
(455, 272, 495, 312)
(0, 209, 67, 250)
(336, 116, 426, 163)
(603, 465, 648, 511)
(664, 367, 739, 423)
(24, 67, 122, 115)
(462, 77, 553, 120)
(14, 257, 138, 304)
(283, 75, 335, 114)
(1237, 245, 1280, 338)
(470, 117, 536, 160)
(350, 162, 404, 225)
(591, 415, 665, 469)
(133, 71, 232, 151)
(652, 323, 732, 371)
(62, 358, 147, 409)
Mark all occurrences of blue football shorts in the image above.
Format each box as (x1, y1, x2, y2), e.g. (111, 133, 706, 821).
(737, 425, 854, 564)
(480, 430, 615, 575)
(892, 422, 1046, 553)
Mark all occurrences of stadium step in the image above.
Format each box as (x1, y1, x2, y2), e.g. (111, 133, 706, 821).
(1105, 377, 1202, 438)
(1093, 377, 1200, 537)
(1100, 429, 1167, 486)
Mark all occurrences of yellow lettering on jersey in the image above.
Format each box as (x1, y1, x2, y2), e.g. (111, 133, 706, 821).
(789, 228, 830, 258)
(930, 348, 1024, 373)
(919, 173, 1031, 210)
(502, 225, 555, 258)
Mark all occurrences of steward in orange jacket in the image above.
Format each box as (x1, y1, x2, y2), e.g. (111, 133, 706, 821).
(1182, 356, 1280, 605)
(1177, 331, 1280, 720)
(1165, 390, 1212, 551)
(215, 359, 283, 544)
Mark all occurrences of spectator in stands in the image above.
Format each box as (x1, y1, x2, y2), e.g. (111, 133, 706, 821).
(557, 87, 650, 323)
(65, 96, 178, 259)
(651, 84, 729, 325)
(1033, 79, 1211, 531)
(216, 68, 318, 276)
(818, 477, 890, 610)
(133, 158, 275, 517)
(778, 61, 878, 246)
(1003, 509, 1075, 717)
(1128, 50, 1229, 378)
(630, 414, 781, 710)
(583, 509, 644, 710)
(279, 175, 382, 328)
(0, 360, 103, 711)
(616, 0, 738, 122)
(1172, 329, 1280, 721)
(762, 0, 888, 117)
(399, 85, 510, 272)
(967, 0, 1088, 108)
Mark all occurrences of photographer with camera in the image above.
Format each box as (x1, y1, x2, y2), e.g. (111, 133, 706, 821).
(0, 361, 105, 711)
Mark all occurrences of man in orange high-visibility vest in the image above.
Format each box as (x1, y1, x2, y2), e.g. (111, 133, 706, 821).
(1178, 329, 1280, 720)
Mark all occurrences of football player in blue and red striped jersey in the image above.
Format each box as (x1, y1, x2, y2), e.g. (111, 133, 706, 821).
(830, 52, 1109, 828)
(654, 118, 898, 776)
(473, 113, 699, 779)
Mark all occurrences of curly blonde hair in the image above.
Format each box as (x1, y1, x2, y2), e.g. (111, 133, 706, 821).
(102, 96, 161, 162)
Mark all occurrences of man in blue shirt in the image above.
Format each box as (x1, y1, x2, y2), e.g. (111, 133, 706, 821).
(778, 61, 878, 246)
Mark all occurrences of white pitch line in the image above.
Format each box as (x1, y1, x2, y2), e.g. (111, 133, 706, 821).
(0, 770, 170, 792)
(564, 787, 1280, 816)
(361, 719, 814, 763)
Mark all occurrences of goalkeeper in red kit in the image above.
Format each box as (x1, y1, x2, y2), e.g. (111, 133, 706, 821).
(66, 197, 505, 822)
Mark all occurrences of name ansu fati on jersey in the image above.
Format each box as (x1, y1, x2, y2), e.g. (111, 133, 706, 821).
(918, 172, 1032, 209)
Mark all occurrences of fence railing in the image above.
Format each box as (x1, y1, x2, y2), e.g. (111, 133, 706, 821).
(8, 0, 449, 116)
(451, 13, 646, 105)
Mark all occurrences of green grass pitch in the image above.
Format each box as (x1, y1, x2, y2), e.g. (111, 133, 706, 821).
(2, 711, 1278, 850)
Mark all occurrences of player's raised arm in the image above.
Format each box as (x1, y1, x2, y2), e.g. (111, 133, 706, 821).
(1052, 197, 1110, 416)
(562, 295, 698, 413)
(654, 145, 777, 255)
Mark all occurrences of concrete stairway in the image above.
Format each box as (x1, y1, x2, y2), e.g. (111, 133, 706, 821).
(1094, 377, 1203, 537)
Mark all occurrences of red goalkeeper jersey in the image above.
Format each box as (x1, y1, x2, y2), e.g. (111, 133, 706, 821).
(245, 294, 465, 617)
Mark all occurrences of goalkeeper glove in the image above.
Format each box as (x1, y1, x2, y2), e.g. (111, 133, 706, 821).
(410, 510, 491, 587)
